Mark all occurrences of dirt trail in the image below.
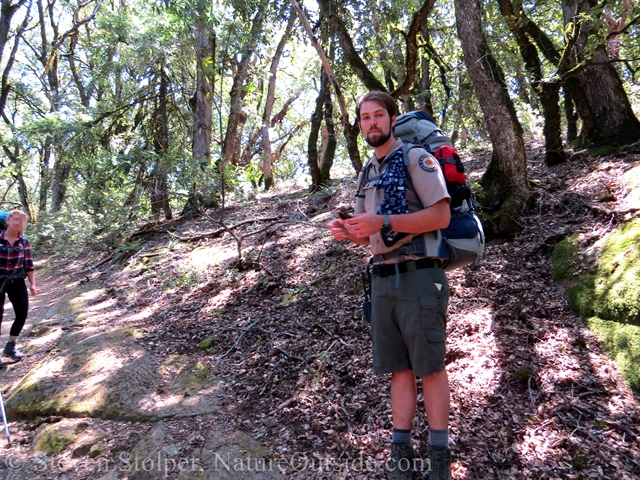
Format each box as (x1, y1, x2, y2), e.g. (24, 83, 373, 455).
(0, 260, 283, 480)
(0, 260, 73, 385)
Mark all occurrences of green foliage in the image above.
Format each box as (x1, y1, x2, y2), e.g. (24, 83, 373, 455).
(198, 338, 215, 350)
(280, 286, 309, 306)
(589, 145, 619, 157)
(162, 266, 203, 291)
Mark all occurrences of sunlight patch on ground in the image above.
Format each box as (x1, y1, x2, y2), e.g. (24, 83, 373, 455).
(16, 356, 67, 388)
(73, 288, 104, 304)
(137, 392, 184, 411)
(123, 305, 157, 323)
(207, 289, 234, 309)
(534, 328, 584, 381)
(53, 349, 127, 413)
(515, 425, 555, 466)
(27, 327, 63, 347)
(78, 308, 129, 325)
(622, 165, 640, 209)
(206, 270, 261, 310)
(189, 245, 236, 268)
(83, 297, 118, 313)
(449, 307, 501, 395)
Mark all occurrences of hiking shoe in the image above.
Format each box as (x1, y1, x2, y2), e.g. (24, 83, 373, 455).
(426, 446, 451, 480)
(3, 341, 24, 360)
(390, 443, 417, 479)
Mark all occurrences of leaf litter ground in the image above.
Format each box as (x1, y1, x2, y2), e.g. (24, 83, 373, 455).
(2, 140, 640, 479)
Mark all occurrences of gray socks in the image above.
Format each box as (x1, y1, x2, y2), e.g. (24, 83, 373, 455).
(392, 428, 411, 445)
(429, 428, 449, 449)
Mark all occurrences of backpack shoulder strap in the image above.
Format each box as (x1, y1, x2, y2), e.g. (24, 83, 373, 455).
(402, 143, 428, 197)
(355, 159, 374, 199)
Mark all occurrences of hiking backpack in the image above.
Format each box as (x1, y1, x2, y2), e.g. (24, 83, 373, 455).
(0, 211, 7, 231)
(393, 110, 484, 270)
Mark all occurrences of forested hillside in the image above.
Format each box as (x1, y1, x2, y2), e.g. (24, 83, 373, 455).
(0, 0, 638, 240)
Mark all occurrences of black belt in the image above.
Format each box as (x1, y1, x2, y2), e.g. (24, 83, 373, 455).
(372, 258, 441, 277)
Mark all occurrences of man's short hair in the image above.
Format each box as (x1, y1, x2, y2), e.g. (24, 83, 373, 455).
(355, 91, 398, 122)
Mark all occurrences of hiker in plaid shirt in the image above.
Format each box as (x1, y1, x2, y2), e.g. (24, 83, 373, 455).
(0, 210, 37, 364)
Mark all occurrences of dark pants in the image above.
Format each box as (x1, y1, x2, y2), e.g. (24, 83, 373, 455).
(0, 279, 29, 337)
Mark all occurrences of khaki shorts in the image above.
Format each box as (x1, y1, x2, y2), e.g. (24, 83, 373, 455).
(370, 267, 449, 377)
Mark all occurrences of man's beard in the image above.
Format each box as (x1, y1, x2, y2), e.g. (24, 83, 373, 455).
(364, 129, 391, 147)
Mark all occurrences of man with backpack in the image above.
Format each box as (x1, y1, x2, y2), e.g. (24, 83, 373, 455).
(327, 91, 452, 480)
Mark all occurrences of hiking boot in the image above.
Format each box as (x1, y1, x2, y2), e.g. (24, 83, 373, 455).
(390, 443, 417, 479)
(426, 446, 451, 480)
(3, 341, 24, 360)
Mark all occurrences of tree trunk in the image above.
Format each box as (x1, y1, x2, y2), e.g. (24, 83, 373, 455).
(219, 2, 267, 172)
(561, 0, 640, 147)
(563, 87, 578, 143)
(261, 7, 295, 191)
(50, 159, 70, 213)
(151, 70, 172, 221)
(497, 0, 566, 166)
(184, 18, 215, 217)
(291, 0, 362, 173)
(539, 82, 565, 165)
(308, 67, 327, 189)
(320, 79, 336, 182)
(192, 23, 214, 166)
(455, 0, 530, 237)
(38, 139, 52, 212)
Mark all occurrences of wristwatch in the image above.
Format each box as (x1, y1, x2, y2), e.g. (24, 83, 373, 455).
(381, 214, 392, 234)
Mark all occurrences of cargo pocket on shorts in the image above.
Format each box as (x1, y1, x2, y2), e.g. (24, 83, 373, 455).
(419, 294, 446, 330)
(424, 329, 446, 367)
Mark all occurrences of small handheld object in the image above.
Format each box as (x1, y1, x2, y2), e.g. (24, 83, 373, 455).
(337, 207, 351, 220)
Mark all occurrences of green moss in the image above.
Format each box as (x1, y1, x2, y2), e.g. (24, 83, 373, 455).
(198, 338, 215, 350)
(571, 455, 589, 469)
(551, 219, 640, 393)
(35, 425, 76, 455)
(550, 236, 579, 282)
(587, 317, 640, 392)
(588, 145, 619, 157)
(511, 366, 534, 383)
(89, 442, 107, 458)
(193, 362, 211, 384)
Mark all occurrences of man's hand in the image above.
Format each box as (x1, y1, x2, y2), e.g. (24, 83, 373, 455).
(30, 284, 37, 296)
(343, 213, 383, 239)
(327, 218, 350, 241)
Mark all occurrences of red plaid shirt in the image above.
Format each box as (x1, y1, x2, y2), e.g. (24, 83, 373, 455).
(0, 232, 35, 276)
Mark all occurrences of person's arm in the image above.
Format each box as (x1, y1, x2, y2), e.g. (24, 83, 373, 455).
(23, 238, 37, 295)
(341, 198, 450, 239)
(27, 269, 37, 296)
